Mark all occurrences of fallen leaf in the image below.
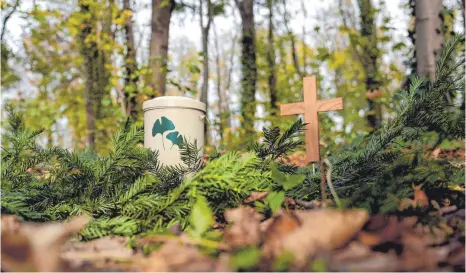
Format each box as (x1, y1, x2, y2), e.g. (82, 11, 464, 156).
(61, 235, 135, 271)
(412, 183, 429, 207)
(215, 253, 232, 272)
(1, 215, 21, 234)
(358, 215, 400, 246)
(1, 215, 91, 272)
(243, 191, 269, 203)
(262, 210, 301, 258)
(140, 241, 215, 272)
(399, 183, 429, 210)
(281, 209, 369, 267)
(223, 207, 263, 248)
(330, 240, 400, 272)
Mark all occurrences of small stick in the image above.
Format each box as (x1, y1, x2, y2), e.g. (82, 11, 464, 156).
(319, 158, 327, 202)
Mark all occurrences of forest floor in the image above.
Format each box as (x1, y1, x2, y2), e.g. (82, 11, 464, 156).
(1, 148, 465, 272)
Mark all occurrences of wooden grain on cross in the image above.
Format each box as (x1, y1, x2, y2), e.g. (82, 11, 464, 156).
(280, 76, 343, 163)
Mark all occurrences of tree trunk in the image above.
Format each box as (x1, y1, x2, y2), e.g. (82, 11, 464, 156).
(213, 23, 232, 142)
(123, 0, 139, 120)
(213, 25, 223, 139)
(266, 0, 278, 114)
(300, 0, 308, 73)
(150, 0, 174, 96)
(358, 0, 382, 129)
(200, 0, 213, 146)
(236, 0, 257, 136)
(282, 0, 303, 78)
(79, 2, 97, 149)
(95, 0, 113, 120)
(415, 0, 444, 79)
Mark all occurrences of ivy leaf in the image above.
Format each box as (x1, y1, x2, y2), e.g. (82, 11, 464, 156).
(265, 191, 285, 214)
(152, 116, 175, 137)
(166, 131, 183, 148)
(189, 196, 213, 238)
(271, 162, 306, 190)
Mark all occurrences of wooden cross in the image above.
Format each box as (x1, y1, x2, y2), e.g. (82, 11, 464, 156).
(280, 76, 344, 163)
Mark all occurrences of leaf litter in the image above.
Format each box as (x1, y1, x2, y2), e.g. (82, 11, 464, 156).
(1, 187, 464, 272)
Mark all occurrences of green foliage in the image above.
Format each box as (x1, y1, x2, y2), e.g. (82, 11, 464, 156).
(1, 107, 308, 239)
(230, 247, 261, 270)
(189, 196, 214, 238)
(271, 162, 306, 190)
(1, 36, 464, 241)
(253, 118, 306, 162)
(265, 191, 286, 214)
(1, 43, 20, 89)
(328, 35, 465, 212)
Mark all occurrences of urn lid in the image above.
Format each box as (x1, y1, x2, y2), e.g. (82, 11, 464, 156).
(142, 96, 206, 112)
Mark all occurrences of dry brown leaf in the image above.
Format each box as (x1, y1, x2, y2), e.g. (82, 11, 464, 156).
(330, 241, 399, 271)
(138, 233, 228, 250)
(223, 206, 263, 248)
(259, 217, 275, 233)
(281, 209, 369, 267)
(61, 235, 135, 270)
(331, 251, 399, 272)
(1, 215, 91, 272)
(262, 210, 301, 258)
(399, 183, 429, 210)
(243, 191, 269, 203)
(140, 241, 215, 272)
(1, 215, 21, 234)
(412, 183, 429, 207)
(358, 215, 400, 246)
(215, 253, 232, 272)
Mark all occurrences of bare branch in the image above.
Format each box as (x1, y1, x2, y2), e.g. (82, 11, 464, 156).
(1, 0, 20, 42)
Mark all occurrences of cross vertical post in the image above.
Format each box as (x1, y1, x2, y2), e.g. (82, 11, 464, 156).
(280, 76, 344, 201)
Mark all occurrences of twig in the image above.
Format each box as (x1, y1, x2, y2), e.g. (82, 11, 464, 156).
(295, 199, 320, 209)
(319, 159, 327, 202)
(324, 158, 342, 209)
(436, 205, 458, 216)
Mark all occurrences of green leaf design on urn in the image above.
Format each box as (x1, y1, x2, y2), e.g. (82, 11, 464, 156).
(152, 116, 184, 150)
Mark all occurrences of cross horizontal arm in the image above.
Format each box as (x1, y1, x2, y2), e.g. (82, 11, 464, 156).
(280, 102, 305, 116)
(316, 97, 343, 112)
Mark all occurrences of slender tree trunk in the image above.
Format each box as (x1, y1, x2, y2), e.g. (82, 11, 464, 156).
(282, 0, 303, 78)
(95, 0, 113, 120)
(123, 0, 139, 120)
(358, 0, 382, 129)
(213, 25, 224, 139)
(200, 0, 213, 146)
(301, 0, 308, 73)
(79, 3, 97, 149)
(236, 0, 257, 137)
(223, 31, 235, 131)
(266, 0, 277, 114)
(415, 0, 444, 79)
(213, 23, 232, 141)
(150, 0, 174, 96)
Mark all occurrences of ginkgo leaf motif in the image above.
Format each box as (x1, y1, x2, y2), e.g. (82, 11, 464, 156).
(166, 131, 184, 148)
(152, 116, 176, 150)
(152, 116, 175, 137)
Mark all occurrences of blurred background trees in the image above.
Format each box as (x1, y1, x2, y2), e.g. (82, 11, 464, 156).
(1, 0, 464, 154)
